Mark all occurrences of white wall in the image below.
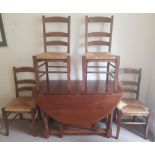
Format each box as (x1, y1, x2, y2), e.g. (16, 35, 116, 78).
(0, 14, 155, 134)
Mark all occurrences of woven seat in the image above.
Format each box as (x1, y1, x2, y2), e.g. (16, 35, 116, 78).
(36, 52, 69, 60)
(117, 99, 149, 116)
(85, 52, 118, 60)
(5, 97, 36, 112)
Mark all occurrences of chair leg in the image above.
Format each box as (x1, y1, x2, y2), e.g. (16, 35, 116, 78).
(31, 109, 36, 137)
(19, 113, 23, 120)
(38, 107, 42, 120)
(67, 56, 71, 92)
(82, 56, 87, 92)
(106, 62, 110, 92)
(133, 116, 136, 122)
(113, 108, 117, 123)
(116, 110, 122, 139)
(2, 108, 9, 136)
(59, 123, 64, 138)
(145, 111, 151, 139)
(45, 61, 49, 85)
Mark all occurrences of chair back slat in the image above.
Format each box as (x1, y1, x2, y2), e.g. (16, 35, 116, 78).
(15, 67, 34, 73)
(17, 79, 36, 84)
(46, 32, 68, 37)
(13, 67, 36, 97)
(87, 16, 112, 23)
(43, 16, 69, 23)
(122, 88, 137, 94)
(119, 81, 138, 86)
(88, 32, 110, 37)
(42, 15, 70, 53)
(119, 68, 141, 74)
(17, 87, 35, 92)
(88, 41, 110, 46)
(46, 41, 68, 46)
(119, 68, 142, 99)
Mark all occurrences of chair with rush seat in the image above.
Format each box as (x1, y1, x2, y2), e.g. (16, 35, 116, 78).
(1, 67, 37, 136)
(82, 16, 120, 92)
(116, 68, 151, 139)
(33, 16, 71, 92)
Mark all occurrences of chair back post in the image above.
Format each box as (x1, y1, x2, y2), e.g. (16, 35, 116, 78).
(85, 16, 88, 53)
(136, 68, 142, 100)
(67, 16, 70, 53)
(33, 56, 40, 92)
(114, 56, 120, 93)
(109, 15, 114, 52)
(42, 15, 47, 52)
(13, 66, 19, 97)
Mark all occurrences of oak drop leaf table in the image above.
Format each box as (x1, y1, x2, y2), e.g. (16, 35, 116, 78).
(35, 80, 122, 138)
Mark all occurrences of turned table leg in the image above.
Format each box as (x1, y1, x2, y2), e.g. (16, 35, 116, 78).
(106, 112, 113, 138)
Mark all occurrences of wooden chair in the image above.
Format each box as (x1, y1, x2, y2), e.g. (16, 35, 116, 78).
(1, 67, 37, 136)
(33, 16, 71, 92)
(116, 68, 151, 139)
(82, 16, 120, 92)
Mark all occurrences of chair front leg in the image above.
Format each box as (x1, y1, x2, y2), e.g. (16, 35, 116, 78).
(31, 109, 37, 137)
(82, 56, 87, 92)
(116, 110, 122, 139)
(145, 111, 151, 139)
(19, 113, 23, 120)
(2, 108, 9, 136)
(67, 56, 71, 92)
(37, 105, 42, 120)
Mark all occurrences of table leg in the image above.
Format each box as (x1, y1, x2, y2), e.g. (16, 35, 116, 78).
(106, 112, 113, 138)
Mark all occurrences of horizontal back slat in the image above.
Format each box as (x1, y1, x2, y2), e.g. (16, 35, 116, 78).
(88, 41, 110, 46)
(43, 16, 69, 23)
(18, 86, 35, 92)
(17, 79, 36, 84)
(119, 81, 138, 86)
(119, 68, 141, 74)
(87, 16, 112, 23)
(46, 32, 68, 37)
(14, 67, 34, 73)
(122, 88, 137, 93)
(46, 41, 68, 46)
(88, 32, 110, 37)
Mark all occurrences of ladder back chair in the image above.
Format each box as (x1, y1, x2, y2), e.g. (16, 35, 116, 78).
(82, 16, 120, 92)
(1, 67, 37, 136)
(116, 68, 151, 139)
(33, 16, 71, 92)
